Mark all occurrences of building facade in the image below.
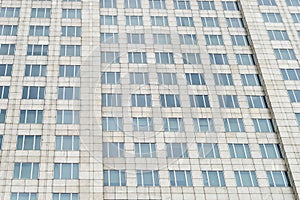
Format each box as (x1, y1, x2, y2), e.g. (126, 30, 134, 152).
(0, 0, 300, 199)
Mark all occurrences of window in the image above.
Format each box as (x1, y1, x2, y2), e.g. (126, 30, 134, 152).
(153, 34, 171, 44)
(202, 171, 225, 187)
(190, 95, 210, 107)
(54, 163, 79, 179)
(268, 30, 289, 41)
(160, 94, 181, 107)
(274, 49, 297, 60)
(281, 68, 300, 80)
(128, 52, 147, 63)
(58, 87, 80, 100)
(53, 193, 78, 200)
(151, 16, 168, 26)
(179, 34, 198, 45)
(176, 17, 194, 27)
(13, 163, 39, 179)
(137, 170, 159, 186)
(61, 26, 81, 37)
(0, 110, 6, 123)
(163, 118, 184, 132)
(186, 73, 206, 85)
(100, 15, 117, 25)
(201, 17, 219, 27)
(0, 44, 15, 55)
(198, 1, 215, 10)
(205, 35, 224, 45)
(62, 9, 81, 19)
(258, 0, 276, 5)
(149, 0, 166, 9)
(101, 51, 120, 63)
(198, 143, 220, 158)
(131, 94, 152, 107)
(155, 52, 174, 64)
(241, 74, 261, 86)
(298, 30, 300, 37)
(166, 143, 188, 158)
(218, 95, 239, 108)
(56, 136, 79, 151)
(102, 93, 121, 106)
(193, 118, 214, 132)
(11, 193, 37, 200)
(182, 53, 201, 64)
(101, 33, 118, 44)
(209, 54, 229, 65)
(0, 64, 12, 76)
(267, 171, 290, 187)
(130, 72, 149, 84)
(235, 171, 258, 187)
(100, 0, 116, 8)
(25, 65, 46, 77)
(286, 0, 300, 6)
(229, 144, 251, 158)
(174, 0, 191, 9)
(103, 142, 124, 157)
(262, 13, 283, 23)
(226, 18, 244, 27)
(29, 26, 49, 36)
(133, 117, 153, 131)
(59, 65, 80, 77)
(236, 54, 255, 65)
(102, 117, 123, 131)
(16, 135, 41, 150)
(126, 16, 143, 26)
(127, 33, 144, 44)
(135, 143, 156, 157)
(253, 118, 274, 132)
(288, 90, 300, 102)
(104, 170, 126, 186)
(169, 170, 192, 186)
(247, 95, 268, 108)
(22, 86, 45, 99)
(56, 110, 80, 124)
(222, 1, 239, 10)
(0, 86, 9, 98)
(214, 73, 234, 85)
(231, 35, 249, 46)
(296, 113, 300, 125)
(101, 72, 120, 84)
(0, 25, 18, 36)
(60, 45, 80, 56)
(158, 73, 177, 85)
(0, 7, 20, 18)
(260, 144, 282, 158)
(19, 110, 43, 124)
(31, 8, 50, 18)
(27, 44, 48, 56)
(291, 13, 300, 23)
(124, 0, 141, 8)
(224, 118, 245, 132)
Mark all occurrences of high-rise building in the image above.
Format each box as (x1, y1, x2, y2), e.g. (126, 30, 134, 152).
(0, 0, 300, 199)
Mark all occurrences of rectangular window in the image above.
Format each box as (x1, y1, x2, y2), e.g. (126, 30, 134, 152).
(231, 35, 249, 46)
(274, 49, 297, 60)
(258, 0, 276, 5)
(100, 15, 117, 25)
(131, 94, 152, 107)
(222, 1, 239, 10)
(103, 142, 124, 157)
(29, 26, 49, 36)
(262, 13, 283, 23)
(137, 170, 159, 186)
(205, 35, 224, 45)
(13, 163, 39, 179)
(201, 17, 219, 27)
(130, 72, 149, 84)
(102, 93, 121, 106)
(128, 52, 147, 63)
(101, 51, 120, 63)
(176, 17, 194, 26)
(235, 171, 258, 187)
(214, 73, 234, 85)
(268, 30, 289, 40)
(153, 33, 171, 44)
(31, 8, 51, 18)
(0, 7, 20, 18)
(101, 33, 118, 44)
(127, 33, 144, 44)
(229, 143, 251, 158)
(149, 0, 166, 9)
(56, 110, 80, 124)
(236, 54, 255, 65)
(267, 171, 290, 187)
(198, 143, 220, 158)
(100, 0, 116, 8)
(218, 95, 239, 108)
(296, 113, 300, 125)
(19, 110, 43, 124)
(104, 170, 126, 186)
(167, 143, 188, 158)
(190, 95, 210, 107)
(182, 53, 201, 64)
(59, 65, 80, 77)
(247, 95, 268, 108)
(54, 163, 79, 179)
(209, 54, 229, 65)
(62, 9, 81, 19)
(60, 45, 80, 56)
(0, 86, 9, 98)
(61, 26, 81, 37)
(241, 74, 261, 86)
(223, 118, 245, 132)
(160, 94, 181, 107)
(198, 1, 215, 10)
(53, 193, 78, 200)
(16, 135, 41, 150)
(174, 0, 191, 9)
(291, 13, 300, 23)
(286, 0, 300, 6)
(102, 117, 123, 131)
(253, 118, 274, 132)
(155, 52, 174, 64)
(179, 34, 197, 45)
(202, 171, 225, 187)
(193, 118, 214, 132)
(226, 18, 244, 27)
(0, 25, 18, 36)
(101, 72, 120, 84)
(27, 44, 48, 56)
(158, 73, 177, 85)
(126, 16, 143, 26)
(58, 87, 80, 100)
(163, 118, 184, 132)
(124, 0, 141, 8)
(135, 143, 156, 157)
(25, 65, 46, 77)
(0, 109, 6, 123)
(169, 170, 192, 186)
(186, 73, 206, 85)
(288, 90, 300, 102)
(133, 117, 153, 131)
(22, 86, 45, 99)
(0, 44, 15, 55)
(11, 193, 37, 200)
(281, 68, 300, 80)
(259, 144, 282, 158)
(55, 135, 79, 151)
(151, 16, 168, 26)
(0, 64, 12, 76)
